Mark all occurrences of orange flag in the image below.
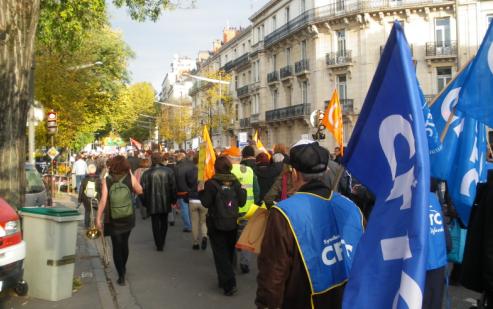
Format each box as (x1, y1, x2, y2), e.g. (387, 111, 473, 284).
(253, 130, 271, 159)
(200, 125, 216, 181)
(322, 89, 344, 155)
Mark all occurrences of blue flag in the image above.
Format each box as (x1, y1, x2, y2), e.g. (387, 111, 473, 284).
(419, 86, 442, 156)
(447, 117, 487, 224)
(456, 21, 493, 127)
(429, 62, 473, 180)
(342, 22, 429, 309)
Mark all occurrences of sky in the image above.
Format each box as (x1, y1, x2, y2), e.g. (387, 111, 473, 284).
(108, 0, 266, 92)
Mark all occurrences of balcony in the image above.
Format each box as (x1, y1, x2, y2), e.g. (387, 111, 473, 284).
(341, 99, 354, 114)
(265, 103, 311, 122)
(264, 0, 453, 48)
(295, 59, 310, 75)
(233, 53, 250, 70)
(250, 113, 260, 123)
(425, 41, 457, 58)
(222, 60, 235, 72)
(267, 71, 279, 84)
(280, 65, 293, 80)
(236, 85, 250, 98)
(326, 51, 353, 67)
(240, 117, 251, 128)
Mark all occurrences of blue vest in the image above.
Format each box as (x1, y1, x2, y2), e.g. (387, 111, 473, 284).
(275, 192, 364, 294)
(427, 192, 447, 270)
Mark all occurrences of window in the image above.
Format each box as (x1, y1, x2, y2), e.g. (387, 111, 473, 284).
(337, 30, 346, 56)
(286, 47, 291, 65)
(255, 60, 260, 82)
(272, 54, 277, 71)
(235, 104, 239, 121)
(234, 49, 237, 58)
(248, 71, 252, 83)
(273, 89, 279, 109)
(235, 76, 238, 89)
(336, 0, 345, 11)
(261, 24, 265, 40)
(285, 7, 290, 23)
(301, 40, 307, 60)
(225, 55, 228, 63)
(300, 0, 306, 13)
(437, 67, 452, 92)
(242, 73, 246, 85)
(435, 17, 451, 47)
(257, 27, 261, 42)
(242, 43, 246, 53)
(301, 81, 308, 104)
(286, 86, 292, 106)
(272, 15, 277, 31)
(337, 74, 347, 100)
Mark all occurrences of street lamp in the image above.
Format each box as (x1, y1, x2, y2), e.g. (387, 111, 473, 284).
(27, 101, 44, 164)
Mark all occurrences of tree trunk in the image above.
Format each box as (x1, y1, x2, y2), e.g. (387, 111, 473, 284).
(0, 1, 40, 209)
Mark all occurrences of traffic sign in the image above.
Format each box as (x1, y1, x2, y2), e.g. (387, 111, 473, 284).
(47, 147, 59, 160)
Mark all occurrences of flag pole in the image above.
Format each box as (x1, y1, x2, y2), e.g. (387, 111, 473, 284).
(439, 107, 457, 143)
(428, 57, 473, 108)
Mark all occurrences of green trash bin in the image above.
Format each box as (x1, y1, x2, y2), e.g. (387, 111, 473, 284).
(20, 207, 82, 301)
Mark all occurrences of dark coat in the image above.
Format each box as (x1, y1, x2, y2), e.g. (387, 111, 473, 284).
(127, 156, 141, 172)
(461, 170, 493, 294)
(256, 163, 282, 203)
(240, 158, 257, 174)
(140, 164, 177, 215)
(199, 173, 247, 211)
(174, 159, 198, 198)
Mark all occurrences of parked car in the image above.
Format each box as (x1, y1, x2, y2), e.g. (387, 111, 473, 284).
(0, 197, 28, 296)
(25, 163, 48, 207)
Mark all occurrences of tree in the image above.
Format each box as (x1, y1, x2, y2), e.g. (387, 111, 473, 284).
(0, 0, 182, 208)
(191, 70, 234, 137)
(159, 97, 192, 147)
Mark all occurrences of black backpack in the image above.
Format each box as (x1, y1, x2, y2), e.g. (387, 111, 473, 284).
(210, 180, 239, 231)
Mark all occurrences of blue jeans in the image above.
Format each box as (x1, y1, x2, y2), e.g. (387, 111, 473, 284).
(75, 175, 85, 192)
(177, 198, 192, 231)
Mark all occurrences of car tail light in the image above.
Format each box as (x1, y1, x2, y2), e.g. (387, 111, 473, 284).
(0, 220, 22, 249)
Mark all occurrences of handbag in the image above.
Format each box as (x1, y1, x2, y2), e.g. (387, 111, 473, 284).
(447, 219, 467, 263)
(235, 207, 268, 255)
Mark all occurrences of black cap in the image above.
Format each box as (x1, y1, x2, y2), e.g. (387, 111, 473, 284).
(290, 140, 329, 174)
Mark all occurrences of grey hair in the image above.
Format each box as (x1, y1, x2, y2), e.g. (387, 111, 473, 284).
(272, 153, 284, 163)
(300, 172, 325, 182)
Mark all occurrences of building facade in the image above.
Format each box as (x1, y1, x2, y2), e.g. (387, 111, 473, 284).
(190, 0, 493, 150)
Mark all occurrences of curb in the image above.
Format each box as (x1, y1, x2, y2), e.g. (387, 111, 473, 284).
(84, 234, 119, 309)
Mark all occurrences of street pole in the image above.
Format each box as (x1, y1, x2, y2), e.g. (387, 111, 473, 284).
(28, 61, 35, 164)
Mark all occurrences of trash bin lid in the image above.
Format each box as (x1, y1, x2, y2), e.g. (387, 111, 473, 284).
(20, 206, 80, 217)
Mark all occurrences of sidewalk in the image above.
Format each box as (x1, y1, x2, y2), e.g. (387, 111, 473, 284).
(0, 193, 115, 309)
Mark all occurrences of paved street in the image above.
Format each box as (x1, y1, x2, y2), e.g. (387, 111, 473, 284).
(109, 213, 258, 309)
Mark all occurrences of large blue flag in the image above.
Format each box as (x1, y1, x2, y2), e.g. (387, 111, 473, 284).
(456, 21, 493, 127)
(342, 22, 429, 309)
(428, 62, 473, 180)
(447, 117, 487, 224)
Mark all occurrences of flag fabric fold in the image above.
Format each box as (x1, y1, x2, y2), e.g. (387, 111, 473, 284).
(322, 89, 344, 155)
(129, 138, 142, 150)
(456, 21, 493, 127)
(199, 125, 216, 181)
(342, 22, 429, 309)
(253, 130, 271, 159)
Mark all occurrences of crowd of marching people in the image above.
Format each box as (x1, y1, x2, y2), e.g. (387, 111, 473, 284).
(70, 137, 492, 309)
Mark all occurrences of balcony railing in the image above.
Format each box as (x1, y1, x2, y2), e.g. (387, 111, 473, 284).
(295, 59, 310, 75)
(222, 60, 235, 72)
(326, 50, 353, 66)
(267, 71, 279, 83)
(425, 41, 457, 57)
(233, 53, 250, 69)
(240, 117, 251, 128)
(341, 99, 354, 114)
(280, 65, 293, 79)
(424, 94, 436, 105)
(236, 85, 250, 97)
(264, 0, 453, 47)
(265, 103, 311, 122)
(251, 113, 260, 123)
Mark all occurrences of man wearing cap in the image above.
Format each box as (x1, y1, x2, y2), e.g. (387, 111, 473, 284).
(222, 146, 260, 274)
(256, 140, 364, 309)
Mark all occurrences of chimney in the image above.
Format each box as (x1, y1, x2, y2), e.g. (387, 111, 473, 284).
(223, 27, 239, 44)
(212, 39, 222, 53)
